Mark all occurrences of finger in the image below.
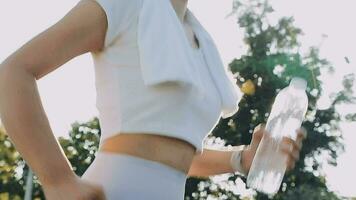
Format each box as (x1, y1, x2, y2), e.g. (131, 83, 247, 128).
(250, 123, 266, 148)
(284, 150, 296, 172)
(87, 193, 99, 200)
(281, 137, 301, 153)
(97, 186, 107, 200)
(88, 184, 106, 200)
(296, 131, 304, 143)
(295, 129, 306, 150)
(90, 191, 105, 200)
(253, 123, 266, 139)
(295, 133, 304, 149)
(296, 127, 307, 144)
(280, 143, 300, 162)
(296, 127, 307, 140)
(254, 123, 266, 132)
(285, 156, 295, 172)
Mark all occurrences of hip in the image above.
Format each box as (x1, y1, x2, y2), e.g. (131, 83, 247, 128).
(82, 151, 187, 200)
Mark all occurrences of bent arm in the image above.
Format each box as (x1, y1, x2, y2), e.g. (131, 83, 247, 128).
(188, 125, 307, 178)
(187, 146, 246, 178)
(0, 67, 76, 186)
(0, 0, 107, 186)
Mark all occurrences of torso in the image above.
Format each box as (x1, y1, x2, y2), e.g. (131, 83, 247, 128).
(98, 133, 197, 174)
(98, 20, 201, 175)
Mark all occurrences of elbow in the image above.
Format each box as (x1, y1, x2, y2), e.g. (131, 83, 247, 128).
(0, 64, 10, 90)
(0, 65, 15, 90)
(0, 64, 35, 90)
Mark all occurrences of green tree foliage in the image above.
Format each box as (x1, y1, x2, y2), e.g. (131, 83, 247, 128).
(0, 127, 24, 200)
(185, 0, 355, 199)
(0, 118, 102, 199)
(0, 126, 47, 199)
(58, 119, 101, 177)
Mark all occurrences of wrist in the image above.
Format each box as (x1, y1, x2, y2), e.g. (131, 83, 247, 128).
(241, 145, 251, 175)
(42, 173, 81, 198)
(230, 145, 249, 176)
(40, 168, 77, 188)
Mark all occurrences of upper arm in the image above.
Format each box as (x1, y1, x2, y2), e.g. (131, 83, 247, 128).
(0, 0, 140, 80)
(0, 0, 109, 80)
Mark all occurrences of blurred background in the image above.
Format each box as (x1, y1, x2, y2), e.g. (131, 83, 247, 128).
(0, 0, 355, 199)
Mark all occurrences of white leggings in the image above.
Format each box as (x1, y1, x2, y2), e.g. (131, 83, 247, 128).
(81, 151, 188, 200)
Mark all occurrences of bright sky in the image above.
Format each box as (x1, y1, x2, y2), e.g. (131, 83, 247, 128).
(0, 0, 355, 197)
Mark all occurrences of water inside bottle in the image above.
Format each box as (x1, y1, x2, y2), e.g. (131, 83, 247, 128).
(247, 134, 288, 194)
(246, 77, 308, 195)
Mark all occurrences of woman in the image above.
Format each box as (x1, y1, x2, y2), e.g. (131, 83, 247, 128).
(0, 0, 307, 199)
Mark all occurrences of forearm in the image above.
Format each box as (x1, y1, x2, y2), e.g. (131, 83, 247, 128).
(187, 145, 245, 178)
(0, 65, 76, 186)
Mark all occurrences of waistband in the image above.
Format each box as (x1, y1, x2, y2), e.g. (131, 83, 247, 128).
(94, 151, 188, 180)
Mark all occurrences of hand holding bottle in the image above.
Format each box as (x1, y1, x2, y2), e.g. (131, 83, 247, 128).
(241, 123, 307, 175)
(246, 77, 309, 194)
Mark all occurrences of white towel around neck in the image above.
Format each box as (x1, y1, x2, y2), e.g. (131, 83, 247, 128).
(137, 0, 242, 118)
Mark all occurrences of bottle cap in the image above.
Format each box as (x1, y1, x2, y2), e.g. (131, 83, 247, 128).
(290, 77, 307, 90)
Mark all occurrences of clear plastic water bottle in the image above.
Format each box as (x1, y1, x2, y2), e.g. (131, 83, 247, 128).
(246, 77, 308, 195)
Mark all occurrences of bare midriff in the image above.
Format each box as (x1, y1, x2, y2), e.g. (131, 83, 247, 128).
(98, 133, 197, 174)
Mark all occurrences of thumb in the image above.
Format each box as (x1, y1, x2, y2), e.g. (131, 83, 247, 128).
(250, 123, 265, 150)
(93, 184, 107, 200)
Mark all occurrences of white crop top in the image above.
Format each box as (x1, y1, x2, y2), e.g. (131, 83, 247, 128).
(87, 0, 242, 155)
